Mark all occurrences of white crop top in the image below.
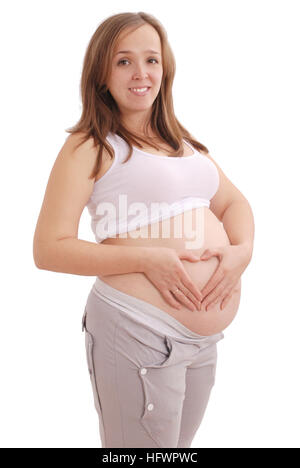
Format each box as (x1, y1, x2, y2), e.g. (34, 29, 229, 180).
(85, 132, 219, 243)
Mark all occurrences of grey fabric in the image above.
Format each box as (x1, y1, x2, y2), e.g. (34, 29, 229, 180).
(81, 284, 224, 448)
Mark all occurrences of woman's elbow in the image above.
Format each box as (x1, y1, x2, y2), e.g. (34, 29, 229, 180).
(33, 244, 44, 269)
(32, 237, 49, 270)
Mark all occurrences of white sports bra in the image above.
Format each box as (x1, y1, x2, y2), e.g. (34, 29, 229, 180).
(85, 132, 219, 243)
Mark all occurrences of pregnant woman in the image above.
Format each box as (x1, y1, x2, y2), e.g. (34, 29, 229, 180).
(33, 12, 254, 448)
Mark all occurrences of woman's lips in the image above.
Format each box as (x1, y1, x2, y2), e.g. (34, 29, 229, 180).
(129, 87, 151, 96)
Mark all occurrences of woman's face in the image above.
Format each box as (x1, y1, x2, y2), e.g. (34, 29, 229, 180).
(107, 24, 163, 124)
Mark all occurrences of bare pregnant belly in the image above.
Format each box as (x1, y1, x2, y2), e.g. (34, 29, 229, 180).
(99, 207, 241, 336)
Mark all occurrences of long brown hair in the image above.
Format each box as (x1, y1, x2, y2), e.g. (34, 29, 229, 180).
(65, 11, 209, 180)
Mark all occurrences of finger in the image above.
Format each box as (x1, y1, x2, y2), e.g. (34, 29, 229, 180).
(201, 281, 227, 311)
(172, 288, 197, 312)
(200, 266, 225, 299)
(220, 294, 231, 311)
(180, 272, 203, 302)
(200, 248, 221, 260)
(201, 280, 224, 309)
(162, 290, 182, 310)
(207, 289, 229, 311)
(220, 284, 236, 310)
(177, 282, 201, 310)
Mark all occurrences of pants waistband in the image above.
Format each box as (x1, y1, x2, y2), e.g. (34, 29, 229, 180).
(92, 276, 224, 343)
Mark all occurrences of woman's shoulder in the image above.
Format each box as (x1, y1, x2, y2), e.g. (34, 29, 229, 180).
(64, 132, 98, 158)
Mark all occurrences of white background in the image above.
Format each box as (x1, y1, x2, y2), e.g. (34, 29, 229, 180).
(1, 0, 299, 448)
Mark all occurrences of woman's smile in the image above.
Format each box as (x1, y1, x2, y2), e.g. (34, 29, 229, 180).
(129, 86, 151, 96)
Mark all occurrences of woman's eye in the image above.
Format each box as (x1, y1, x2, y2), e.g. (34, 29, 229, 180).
(117, 59, 129, 65)
(117, 58, 158, 66)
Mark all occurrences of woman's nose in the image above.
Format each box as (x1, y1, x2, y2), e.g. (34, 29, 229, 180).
(132, 66, 148, 79)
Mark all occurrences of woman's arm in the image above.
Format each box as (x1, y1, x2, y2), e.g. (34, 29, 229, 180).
(197, 146, 255, 261)
(34, 236, 149, 276)
(33, 133, 148, 276)
(221, 199, 254, 261)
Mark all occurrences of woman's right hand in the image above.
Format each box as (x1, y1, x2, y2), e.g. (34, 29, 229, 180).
(142, 247, 203, 311)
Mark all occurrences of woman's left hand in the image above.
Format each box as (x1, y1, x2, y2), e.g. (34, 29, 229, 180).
(199, 244, 251, 311)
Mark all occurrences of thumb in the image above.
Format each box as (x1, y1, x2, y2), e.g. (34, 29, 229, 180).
(178, 250, 201, 262)
(200, 248, 213, 260)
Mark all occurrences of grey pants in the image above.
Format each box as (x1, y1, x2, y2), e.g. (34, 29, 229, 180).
(81, 278, 224, 448)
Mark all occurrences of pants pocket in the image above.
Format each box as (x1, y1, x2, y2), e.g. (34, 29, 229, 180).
(138, 336, 186, 448)
(81, 307, 87, 332)
(84, 329, 106, 446)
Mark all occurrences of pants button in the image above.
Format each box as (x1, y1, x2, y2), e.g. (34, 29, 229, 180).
(140, 368, 147, 375)
(147, 403, 154, 411)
